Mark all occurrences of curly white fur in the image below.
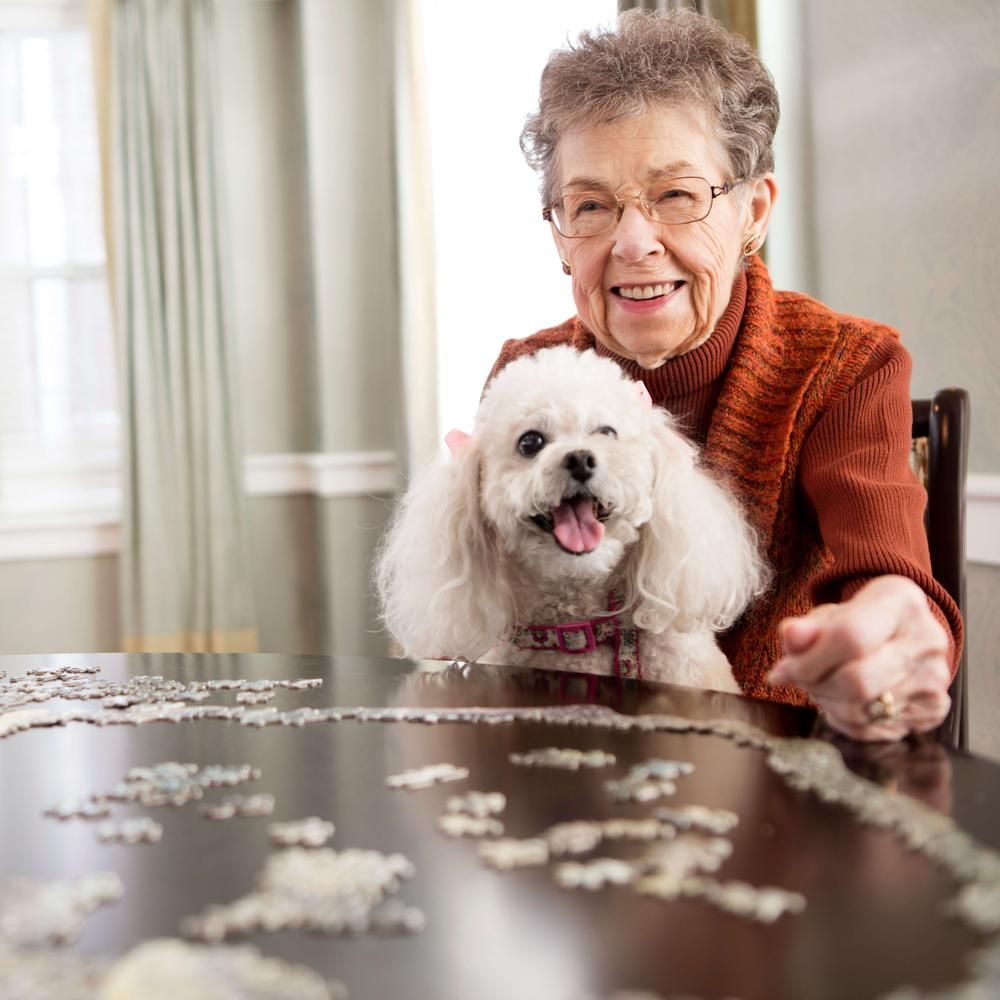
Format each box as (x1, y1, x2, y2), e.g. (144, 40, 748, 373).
(375, 346, 769, 693)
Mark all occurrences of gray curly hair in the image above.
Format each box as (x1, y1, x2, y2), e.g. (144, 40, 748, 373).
(520, 8, 779, 208)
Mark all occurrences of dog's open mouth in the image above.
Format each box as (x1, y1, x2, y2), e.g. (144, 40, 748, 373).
(530, 496, 610, 555)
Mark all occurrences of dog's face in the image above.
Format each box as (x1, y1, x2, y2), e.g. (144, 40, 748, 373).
(378, 344, 765, 658)
(473, 347, 688, 584)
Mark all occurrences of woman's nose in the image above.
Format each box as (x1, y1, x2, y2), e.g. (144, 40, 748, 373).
(610, 202, 665, 262)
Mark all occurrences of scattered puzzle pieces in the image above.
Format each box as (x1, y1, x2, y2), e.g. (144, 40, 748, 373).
(554, 858, 636, 891)
(509, 747, 616, 770)
(199, 795, 275, 821)
(445, 791, 506, 818)
(95, 762, 262, 809)
(100, 938, 347, 1000)
(97, 818, 163, 845)
(478, 838, 550, 871)
(0, 873, 122, 946)
(43, 799, 111, 822)
(5, 662, 1000, 998)
(182, 847, 420, 941)
(235, 690, 276, 705)
(268, 818, 336, 848)
(437, 814, 504, 838)
(604, 759, 695, 803)
(654, 805, 739, 835)
(544, 821, 604, 856)
(385, 763, 469, 790)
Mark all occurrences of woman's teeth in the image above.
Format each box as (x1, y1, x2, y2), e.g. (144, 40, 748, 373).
(618, 282, 680, 300)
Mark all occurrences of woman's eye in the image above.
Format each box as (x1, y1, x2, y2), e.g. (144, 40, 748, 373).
(569, 196, 613, 219)
(596, 426, 617, 438)
(658, 188, 691, 201)
(517, 430, 546, 457)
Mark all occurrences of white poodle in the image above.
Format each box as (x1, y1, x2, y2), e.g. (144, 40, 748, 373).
(375, 346, 769, 693)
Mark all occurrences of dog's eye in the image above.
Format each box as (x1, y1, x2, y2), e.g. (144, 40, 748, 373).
(595, 426, 618, 438)
(516, 430, 546, 457)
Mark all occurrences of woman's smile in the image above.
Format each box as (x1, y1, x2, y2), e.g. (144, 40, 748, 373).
(610, 280, 687, 314)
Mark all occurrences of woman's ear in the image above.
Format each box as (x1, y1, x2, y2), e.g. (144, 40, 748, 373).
(626, 412, 769, 633)
(374, 443, 514, 661)
(746, 172, 777, 238)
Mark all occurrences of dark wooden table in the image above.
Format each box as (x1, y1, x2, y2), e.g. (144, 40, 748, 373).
(2, 651, 998, 1000)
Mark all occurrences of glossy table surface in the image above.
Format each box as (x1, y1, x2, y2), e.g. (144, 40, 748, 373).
(1, 651, 999, 1000)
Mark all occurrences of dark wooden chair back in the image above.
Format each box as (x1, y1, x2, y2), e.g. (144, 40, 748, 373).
(911, 388, 970, 749)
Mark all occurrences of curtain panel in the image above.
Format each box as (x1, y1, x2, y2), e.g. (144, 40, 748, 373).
(105, 0, 256, 652)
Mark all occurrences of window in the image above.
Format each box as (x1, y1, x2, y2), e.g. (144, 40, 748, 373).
(417, 0, 617, 441)
(0, 4, 118, 520)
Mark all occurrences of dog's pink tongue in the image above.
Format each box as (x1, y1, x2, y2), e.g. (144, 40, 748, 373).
(551, 497, 604, 553)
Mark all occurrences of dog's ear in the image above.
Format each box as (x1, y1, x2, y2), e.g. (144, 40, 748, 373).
(374, 441, 515, 660)
(627, 412, 769, 633)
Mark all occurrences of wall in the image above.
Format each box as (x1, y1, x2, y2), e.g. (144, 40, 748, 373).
(805, 1, 999, 470)
(968, 565, 1000, 761)
(0, 556, 118, 652)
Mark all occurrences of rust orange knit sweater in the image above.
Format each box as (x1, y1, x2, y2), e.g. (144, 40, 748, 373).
(487, 257, 963, 706)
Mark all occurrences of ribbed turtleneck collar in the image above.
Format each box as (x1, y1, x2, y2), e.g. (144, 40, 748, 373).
(592, 269, 748, 404)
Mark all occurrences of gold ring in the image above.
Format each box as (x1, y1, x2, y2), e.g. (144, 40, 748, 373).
(866, 690, 899, 722)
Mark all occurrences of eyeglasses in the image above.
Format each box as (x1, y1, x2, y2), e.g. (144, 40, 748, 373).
(543, 176, 742, 238)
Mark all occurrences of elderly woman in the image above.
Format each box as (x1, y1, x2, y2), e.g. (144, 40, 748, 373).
(487, 9, 961, 742)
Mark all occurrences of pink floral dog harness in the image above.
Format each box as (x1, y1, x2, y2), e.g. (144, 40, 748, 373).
(509, 592, 641, 679)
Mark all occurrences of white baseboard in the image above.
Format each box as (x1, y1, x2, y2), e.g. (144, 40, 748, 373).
(0, 451, 400, 562)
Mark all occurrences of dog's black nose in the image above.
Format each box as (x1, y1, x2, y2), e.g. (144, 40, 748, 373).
(563, 450, 596, 482)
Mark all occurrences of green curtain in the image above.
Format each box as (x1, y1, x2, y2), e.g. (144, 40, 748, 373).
(111, 0, 256, 652)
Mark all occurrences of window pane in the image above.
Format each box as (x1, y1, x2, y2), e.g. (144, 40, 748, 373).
(420, 0, 618, 442)
(65, 277, 118, 433)
(0, 32, 104, 268)
(31, 276, 117, 442)
(0, 276, 34, 437)
(0, 276, 118, 448)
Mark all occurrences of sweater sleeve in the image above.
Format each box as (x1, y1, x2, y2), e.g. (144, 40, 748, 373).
(797, 335, 964, 676)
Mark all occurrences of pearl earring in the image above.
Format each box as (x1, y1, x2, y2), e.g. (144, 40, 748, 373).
(742, 233, 765, 256)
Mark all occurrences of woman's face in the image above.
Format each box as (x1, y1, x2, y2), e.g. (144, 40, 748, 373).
(551, 105, 776, 368)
